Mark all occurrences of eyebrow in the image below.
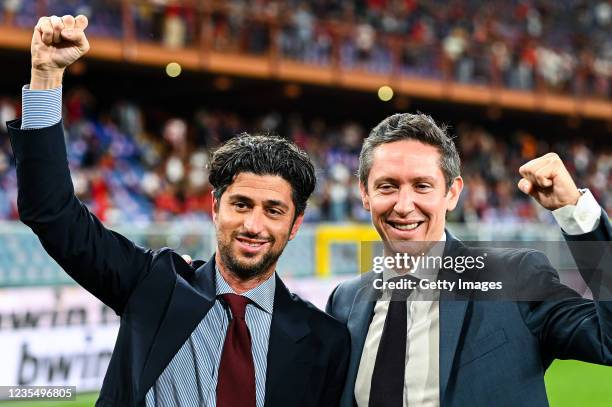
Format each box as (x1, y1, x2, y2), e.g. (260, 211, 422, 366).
(265, 199, 290, 210)
(372, 175, 437, 185)
(229, 194, 290, 210)
(372, 177, 398, 185)
(412, 176, 436, 183)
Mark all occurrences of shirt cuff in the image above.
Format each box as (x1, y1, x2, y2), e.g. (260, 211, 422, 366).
(21, 85, 62, 130)
(552, 189, 601, 235)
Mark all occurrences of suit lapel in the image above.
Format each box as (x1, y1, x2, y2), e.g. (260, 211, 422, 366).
(265, 276, 311, 406)
(343, 274, 377, 405)
(439, 296, 468, 403)
(438, 233, 472, 404)
(136, 256, 217, 403)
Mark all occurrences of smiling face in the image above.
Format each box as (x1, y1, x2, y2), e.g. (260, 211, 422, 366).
(360, 139, 463, 246)
(213, 172, 303, 281)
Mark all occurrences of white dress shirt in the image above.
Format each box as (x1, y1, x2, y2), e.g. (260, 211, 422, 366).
(355, 234, 445, 407)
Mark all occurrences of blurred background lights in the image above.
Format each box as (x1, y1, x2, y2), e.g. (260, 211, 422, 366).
(165, 62, 182, 77)
(284, 83, 302, 99)
(378, 85, 393, 101)
(214, 76, 232, 90)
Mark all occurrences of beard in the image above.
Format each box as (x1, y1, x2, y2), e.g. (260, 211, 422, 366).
(217, 231, 286, 280)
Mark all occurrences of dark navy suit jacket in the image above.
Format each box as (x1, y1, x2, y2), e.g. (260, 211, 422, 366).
(327, 216, 611, 406)
(8, 119, 350, 406)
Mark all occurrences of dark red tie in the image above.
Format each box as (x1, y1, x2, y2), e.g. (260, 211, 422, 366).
(216, 293, 256, 407)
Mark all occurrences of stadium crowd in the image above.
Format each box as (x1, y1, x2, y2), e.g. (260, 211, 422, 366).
(2, 0, 611, 97)
(0, 89, 609, 225)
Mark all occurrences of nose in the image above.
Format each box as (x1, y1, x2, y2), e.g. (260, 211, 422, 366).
(243, 208, 265, 235)
(393, 187, 415, 217)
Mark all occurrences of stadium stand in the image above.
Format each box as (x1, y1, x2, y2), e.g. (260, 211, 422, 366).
(3, 0, 611, 97)
(0, 90, 610, 224)
(0, 2, 611, 406)
(0, 1, 609, 226)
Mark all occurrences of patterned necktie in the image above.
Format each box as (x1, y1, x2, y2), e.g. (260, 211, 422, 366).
(369, 276, 415, 407)
(216, 293, 256, 407)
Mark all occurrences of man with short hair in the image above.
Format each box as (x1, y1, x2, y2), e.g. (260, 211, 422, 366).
(327, 113, 611, 406)
(8, 15, 349, 406)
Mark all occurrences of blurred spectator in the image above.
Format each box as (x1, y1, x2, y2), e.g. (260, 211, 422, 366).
(0, 86, 608, 225)
(4, 0, 611, 97)
(1, 2, 610, 225)
(162, 2, 187, 48)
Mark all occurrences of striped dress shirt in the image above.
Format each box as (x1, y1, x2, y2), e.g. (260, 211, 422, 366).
(145, 265, 275, 407)
(20, 85, 63, 129)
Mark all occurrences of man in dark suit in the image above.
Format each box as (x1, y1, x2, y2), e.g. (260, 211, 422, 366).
(8, 15, 348, 406)
(327, 113, 611, 406)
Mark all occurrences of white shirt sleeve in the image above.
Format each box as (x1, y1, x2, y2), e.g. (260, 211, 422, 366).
(20, 85, 62, 129)
(552, 189, 601, 235)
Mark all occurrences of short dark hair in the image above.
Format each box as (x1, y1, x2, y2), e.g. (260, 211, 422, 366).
(209, 133, 316, 216)
(359, 113, 461, 190)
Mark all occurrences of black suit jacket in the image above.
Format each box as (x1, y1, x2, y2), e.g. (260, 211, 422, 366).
(8, 119, 350, 407)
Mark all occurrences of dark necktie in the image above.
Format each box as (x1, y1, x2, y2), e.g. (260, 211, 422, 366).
(369, 276, 415, 407)
(216, 293, 256, 407)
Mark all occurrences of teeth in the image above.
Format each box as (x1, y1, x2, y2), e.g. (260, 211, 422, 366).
(392, 222, 419, 231)
(243, 241, 264, 247)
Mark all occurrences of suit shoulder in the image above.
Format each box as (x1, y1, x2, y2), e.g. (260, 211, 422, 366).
(147, 247, 200, 281)
(288, 292, 348, 335)
(477, 246, 546, 264)
(148, 247, 178, 267)
(334, 273, 373, 297)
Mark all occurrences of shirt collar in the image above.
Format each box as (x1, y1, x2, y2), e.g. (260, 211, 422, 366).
(214, 264, 276, 314)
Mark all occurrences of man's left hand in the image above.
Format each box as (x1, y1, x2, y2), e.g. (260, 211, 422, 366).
(518, 153, 581, 211)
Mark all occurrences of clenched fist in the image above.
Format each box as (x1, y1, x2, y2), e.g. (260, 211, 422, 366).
(518, 153, 581, 211)
(30, 15, 89, 89)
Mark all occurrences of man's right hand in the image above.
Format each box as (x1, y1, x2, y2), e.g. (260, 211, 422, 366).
(30, 15, 89, 90)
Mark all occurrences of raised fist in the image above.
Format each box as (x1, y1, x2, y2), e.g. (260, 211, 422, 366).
(30, 15, 89, 88)
(518, 153, 581, 211)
